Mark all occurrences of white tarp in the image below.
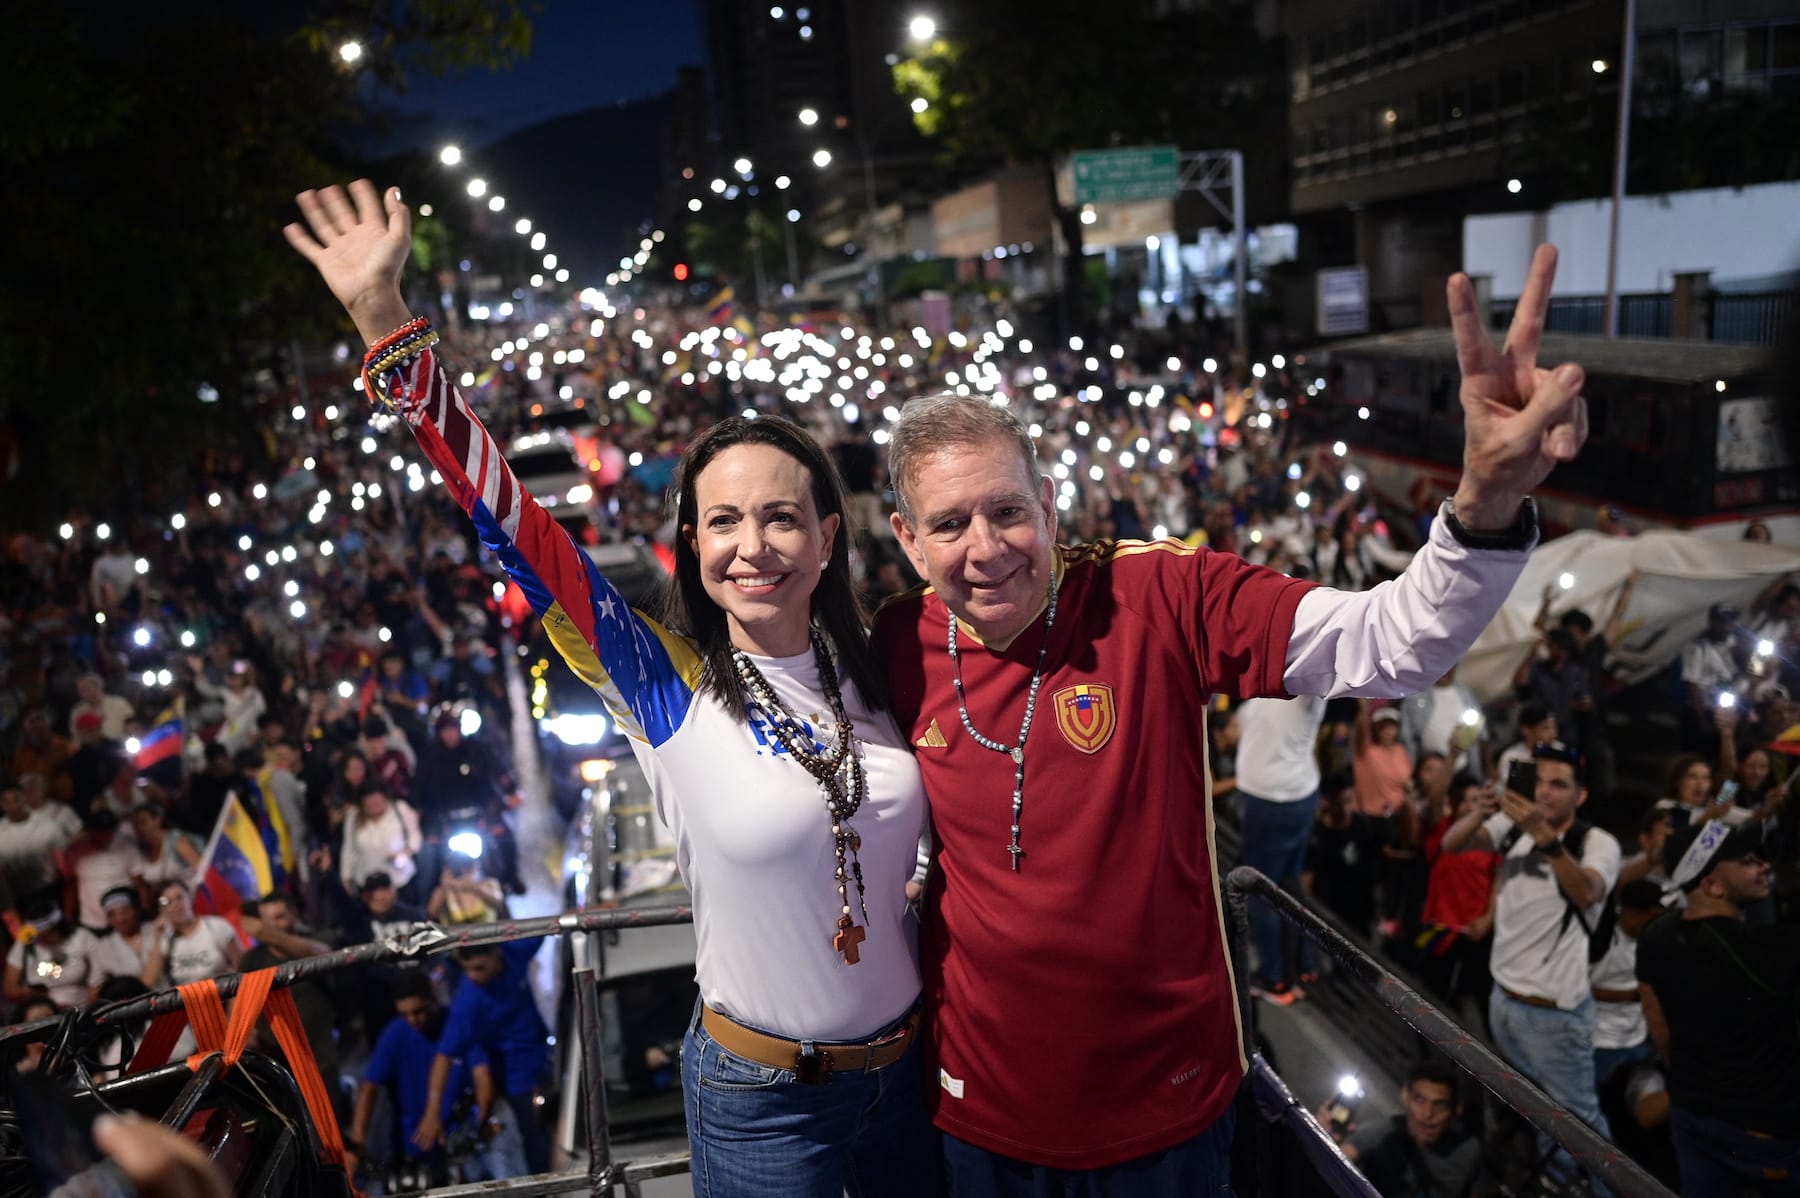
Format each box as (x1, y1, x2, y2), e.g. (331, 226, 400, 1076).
(1456, 530, 1800, 704)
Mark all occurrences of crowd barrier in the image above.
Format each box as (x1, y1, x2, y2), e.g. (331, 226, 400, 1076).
(1225, 865, 1675, 1198)
(0, 880, 1676, 1196)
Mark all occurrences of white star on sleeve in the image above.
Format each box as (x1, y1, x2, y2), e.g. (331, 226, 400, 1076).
(597, 594, 618, 623)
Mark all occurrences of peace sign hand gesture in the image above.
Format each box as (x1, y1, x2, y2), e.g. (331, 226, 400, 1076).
(282, 179, 416, 347)
(1448, 245, 1588, 530)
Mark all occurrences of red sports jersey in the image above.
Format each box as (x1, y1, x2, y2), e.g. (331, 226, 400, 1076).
(873, 539, 1315, 1168)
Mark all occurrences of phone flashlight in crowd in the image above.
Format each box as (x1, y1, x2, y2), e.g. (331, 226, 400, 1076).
(1718, 690, 1738, 710)
(337, 681, 355, 699)
(1326, 1075, 1363, 1136)
(1758, 638, 1776, 658)
(1558, 572, 1575, 591)
(1716, 779, 1740, 807)
(1460, 708, 1481, 727)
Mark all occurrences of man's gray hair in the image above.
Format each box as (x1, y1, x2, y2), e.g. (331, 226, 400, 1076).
(887, 393, 1042, 524)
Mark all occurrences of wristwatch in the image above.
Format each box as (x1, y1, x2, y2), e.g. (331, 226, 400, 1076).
(1442, 497, 1539, 552)
(1538, 835, 1567, 858)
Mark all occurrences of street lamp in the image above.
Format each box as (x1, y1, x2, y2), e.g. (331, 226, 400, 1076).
(710, 177, 727, 194)
(812, 148, 833, 168)
(733, 157, 754, 177)
(910, 97, 930, 114)
(466, 177, 487, 198)
(908, 15, 936, 40)
(798, 107, 820, 127)
(487, 195, 505, 212)
(338, 40, 363, 64)
(688, 197, 703, 212)
(515, 218, 531, 234)
(439, 144, 462, 166)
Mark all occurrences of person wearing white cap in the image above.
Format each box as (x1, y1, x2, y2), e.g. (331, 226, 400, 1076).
(1636, 820, 1800, 1196)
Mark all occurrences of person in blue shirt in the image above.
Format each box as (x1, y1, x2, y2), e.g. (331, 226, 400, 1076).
(414, 938, 552, 1174)
(348, 971, 527, 1182)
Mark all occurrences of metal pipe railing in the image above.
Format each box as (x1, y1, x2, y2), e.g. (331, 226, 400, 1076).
(1224, 865, 1674, 1198)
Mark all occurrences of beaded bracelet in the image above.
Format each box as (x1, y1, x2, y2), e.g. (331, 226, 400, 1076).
(370, 330, 439, 378)
(366, 316, 429, 357)
(361, 327, 440, 410)
(367, 328, 434, 373)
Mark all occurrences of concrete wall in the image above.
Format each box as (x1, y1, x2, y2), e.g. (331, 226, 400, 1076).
(1464, 180, 1800, 296)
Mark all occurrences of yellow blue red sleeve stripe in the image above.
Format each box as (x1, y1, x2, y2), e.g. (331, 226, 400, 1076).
(382, 348, 702, 747)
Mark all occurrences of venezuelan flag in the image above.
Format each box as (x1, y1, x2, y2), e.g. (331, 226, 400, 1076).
(134, 717, 183, 770)
(193, 796, 275, 938)
(705, 285, 736, 325)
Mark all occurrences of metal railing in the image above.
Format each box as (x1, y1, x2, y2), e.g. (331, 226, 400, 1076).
(1224, 866, 1675, 1198)
(0, 905, 696, 1198)
(3, 880, 1679, 1196)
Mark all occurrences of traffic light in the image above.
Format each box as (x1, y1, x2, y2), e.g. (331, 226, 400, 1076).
(673, 262, 689, 281)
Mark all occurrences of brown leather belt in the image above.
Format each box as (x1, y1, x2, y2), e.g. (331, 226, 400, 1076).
(701, 1003, 920, 1085)
(1501, 986, 1559, 1009)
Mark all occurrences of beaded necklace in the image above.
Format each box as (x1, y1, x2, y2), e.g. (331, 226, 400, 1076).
(947, 577, 1059, 872)
(731, 630, 872, 964)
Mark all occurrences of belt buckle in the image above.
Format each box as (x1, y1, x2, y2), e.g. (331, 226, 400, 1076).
(794, 1044, 832, 1085)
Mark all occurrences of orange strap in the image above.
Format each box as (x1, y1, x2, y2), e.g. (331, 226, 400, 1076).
(264, 986, 353, 1172)
(118, 970, 359, 1191)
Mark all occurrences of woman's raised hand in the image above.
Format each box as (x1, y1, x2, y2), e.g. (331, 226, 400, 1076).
(283, 180, 414, 345)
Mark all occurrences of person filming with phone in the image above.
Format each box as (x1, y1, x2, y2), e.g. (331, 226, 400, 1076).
(1440, 741, 1619, 1190)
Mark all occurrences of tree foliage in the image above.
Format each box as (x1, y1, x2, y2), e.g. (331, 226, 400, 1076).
(0, 2, 531, 530)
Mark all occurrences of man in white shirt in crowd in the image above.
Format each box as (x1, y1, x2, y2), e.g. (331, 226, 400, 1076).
(0, 784, 71, 907)
(1235, 695, 1328, 1005)
(1399, 665, 1487, 778)
(1441, 741, 1620, 1190)
(1494, 703, 1557, 780)
(1681, 603, 1747, 751)
(68, 673, 135, 742)
(20, 773, 81, 840)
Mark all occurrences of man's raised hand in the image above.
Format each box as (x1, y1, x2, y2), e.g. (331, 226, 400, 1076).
(1448, 244, 1588, 529)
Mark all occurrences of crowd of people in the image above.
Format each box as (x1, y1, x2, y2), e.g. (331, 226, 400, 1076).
(1219, 551, 1800, 1192)
(0, 184, 1794, 1197)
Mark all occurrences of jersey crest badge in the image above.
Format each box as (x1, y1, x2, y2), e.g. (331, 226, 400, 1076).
(1053, 683, 1116, 754)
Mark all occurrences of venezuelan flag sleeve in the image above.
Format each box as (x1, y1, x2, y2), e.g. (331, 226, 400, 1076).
(378, 347, 700, 748)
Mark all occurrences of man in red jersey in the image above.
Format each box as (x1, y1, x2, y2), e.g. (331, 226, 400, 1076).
(872, 246, 1587, 1194)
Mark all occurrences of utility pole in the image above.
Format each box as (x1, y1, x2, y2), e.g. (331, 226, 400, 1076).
(1602, 0, 1637, 339)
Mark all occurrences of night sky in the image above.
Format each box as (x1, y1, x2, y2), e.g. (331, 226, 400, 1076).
(375, 0, 708, 154)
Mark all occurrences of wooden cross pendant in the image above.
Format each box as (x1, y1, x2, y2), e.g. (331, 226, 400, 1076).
(834, 916, 866, 965)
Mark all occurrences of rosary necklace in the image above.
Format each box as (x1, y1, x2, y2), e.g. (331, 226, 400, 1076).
(947, 577, 1059, 871)
(732, 629, 871, 964)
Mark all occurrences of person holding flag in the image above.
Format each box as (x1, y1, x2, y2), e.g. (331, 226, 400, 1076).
(188, 793, 278, 940)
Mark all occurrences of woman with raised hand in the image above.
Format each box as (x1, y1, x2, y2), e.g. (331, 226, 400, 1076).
(285, 180, 936, 1196)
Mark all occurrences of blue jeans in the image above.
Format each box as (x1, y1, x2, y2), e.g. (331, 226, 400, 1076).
(1489, 989, 1613, 1194)
(681, 1003, 943, 1198)
(1239, 790, 1319, 985)
(464, 1097, 530, 1181)
(942, 1104, 1235, 1196)
(1593, 1038, 1655, 1091)
(1669, 1105, 1800, 1197)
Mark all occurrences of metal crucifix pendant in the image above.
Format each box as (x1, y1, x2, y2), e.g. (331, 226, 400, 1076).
(1007, 842, 1024, 872)
(834, 915, 866, 965)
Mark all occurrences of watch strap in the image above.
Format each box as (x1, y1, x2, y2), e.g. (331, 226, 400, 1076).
(1442, 497, 1539, 552)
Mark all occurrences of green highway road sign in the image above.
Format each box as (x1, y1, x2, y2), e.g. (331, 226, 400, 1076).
(1072, 146, 1180, 205)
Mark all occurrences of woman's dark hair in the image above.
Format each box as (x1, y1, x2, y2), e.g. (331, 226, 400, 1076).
(1665, 752, 1708, 797)
(661, 414, 885, 715)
